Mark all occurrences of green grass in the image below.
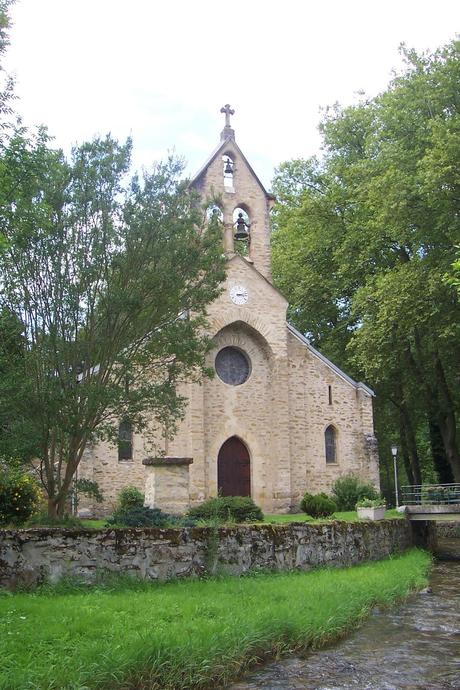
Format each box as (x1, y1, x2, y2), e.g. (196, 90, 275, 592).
(0, 509, 405, 532)
(264, 509, 402, 523)
(0, 548, 430, 690)
(80, 518, 107, 528)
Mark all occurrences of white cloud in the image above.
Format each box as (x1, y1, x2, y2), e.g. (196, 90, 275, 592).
(4, 0, 459, 188)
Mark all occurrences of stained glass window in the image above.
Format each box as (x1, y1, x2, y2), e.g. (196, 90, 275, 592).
(118, 420, 133, 461)
(215, 347, 251, 386)
(325, 425, 337, 463)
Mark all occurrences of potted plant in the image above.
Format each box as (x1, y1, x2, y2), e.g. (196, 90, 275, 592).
(356, 497, 386, 520)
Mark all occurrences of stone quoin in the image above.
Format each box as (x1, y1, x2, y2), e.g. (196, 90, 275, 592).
(78, 106, 379, 516)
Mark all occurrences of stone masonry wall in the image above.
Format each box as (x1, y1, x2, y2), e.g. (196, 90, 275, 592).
(0, 519, 412, 589)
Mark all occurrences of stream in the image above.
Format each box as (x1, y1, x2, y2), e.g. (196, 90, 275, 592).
(228, 540, 460, 690)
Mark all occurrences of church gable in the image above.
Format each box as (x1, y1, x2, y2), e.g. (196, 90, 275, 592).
(190, 106, 274, 281)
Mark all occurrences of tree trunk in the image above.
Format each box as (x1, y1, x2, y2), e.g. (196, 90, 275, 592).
(399, 409, 414, 485)
(434, 352, 460, 482)
(400, 402, 422, 485)
(428, 414, 454, 483)
(47, 497, 59, 519)
(405, 342, 460, 482)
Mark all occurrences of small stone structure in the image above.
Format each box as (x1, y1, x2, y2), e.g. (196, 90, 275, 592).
(143, 457, 193, 514)
(0, 520, 413, 589)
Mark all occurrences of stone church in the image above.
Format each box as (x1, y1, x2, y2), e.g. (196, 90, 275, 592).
(80, 106, 379, 516)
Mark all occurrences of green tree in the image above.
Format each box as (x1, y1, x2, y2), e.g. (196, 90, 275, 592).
(272, 39, 460, 485)
(0, 130, 226, 516)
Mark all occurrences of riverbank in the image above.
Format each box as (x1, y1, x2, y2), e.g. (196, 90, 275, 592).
(0, 548, 430, 690)
(229, 540, 460, 690)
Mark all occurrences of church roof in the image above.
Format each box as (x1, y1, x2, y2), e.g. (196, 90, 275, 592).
(287, 323, 375, 397)
(189, 134, 275, 201)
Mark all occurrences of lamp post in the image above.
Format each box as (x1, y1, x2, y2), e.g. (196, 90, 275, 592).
(391, 444, 399, 508)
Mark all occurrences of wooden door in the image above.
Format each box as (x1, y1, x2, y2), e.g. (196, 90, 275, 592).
(218, 437, 251, 497)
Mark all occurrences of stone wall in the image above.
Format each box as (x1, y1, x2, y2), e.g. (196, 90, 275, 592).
(436, 522, 460, 538)
(0, 519, 412, 590)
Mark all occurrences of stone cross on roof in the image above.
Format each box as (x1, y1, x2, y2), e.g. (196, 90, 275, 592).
(220, 104, 235, 141)
(220, 104, 235, 127)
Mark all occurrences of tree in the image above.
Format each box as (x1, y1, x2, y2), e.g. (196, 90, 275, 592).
(0, 130, 226, 516)
(272, 40, 460, 486)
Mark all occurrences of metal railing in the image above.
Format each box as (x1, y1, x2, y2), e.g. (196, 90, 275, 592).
(400, 483, 460, 506)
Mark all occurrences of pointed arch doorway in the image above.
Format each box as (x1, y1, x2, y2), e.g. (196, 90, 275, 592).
(218, 436, 251, 497)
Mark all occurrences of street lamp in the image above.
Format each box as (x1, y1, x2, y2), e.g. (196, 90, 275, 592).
(391, 444, 399, 508)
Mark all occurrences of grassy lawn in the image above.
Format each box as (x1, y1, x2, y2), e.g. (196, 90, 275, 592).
(0, 548, 430, 690)
(78, 510, 403, 529)
(264, 509, 402, 523)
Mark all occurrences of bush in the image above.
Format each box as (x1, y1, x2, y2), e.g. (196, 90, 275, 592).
(332, 474, 379, 511)
(0, 465, 42, 526)
(356, 497, 386, 509)
(106, 506, 170, 528)
(117, 486, 144, 512)
(300, 492, 337, 518)
(26, 511, 84, 528)
(188, 496, 264, 523)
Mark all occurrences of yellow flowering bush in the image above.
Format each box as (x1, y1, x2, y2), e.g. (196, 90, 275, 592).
(0, 466, 42, 526)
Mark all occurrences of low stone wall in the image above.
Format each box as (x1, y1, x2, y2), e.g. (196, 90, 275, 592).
(0, 519, 413, 589)
(436, 522, 460, 538)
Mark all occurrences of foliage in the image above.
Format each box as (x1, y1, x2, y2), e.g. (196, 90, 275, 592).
(332, 474, 379, 511)
(0, 128, 226, 517)
(272, 39, 460, 488)
(72, 479, 103, 505)
(356, 497, 386, 509)
(0, 550, 430, 689)
(25, 511, 84, 528)
(116, 486, 144, 512)
(0, 463, 41, 525)
(300, 492, 337, 518)
(188, 496, 264, 523)
(105, 505, 171, 528)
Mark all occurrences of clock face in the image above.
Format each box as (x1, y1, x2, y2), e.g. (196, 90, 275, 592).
(230, 284, 249, 305)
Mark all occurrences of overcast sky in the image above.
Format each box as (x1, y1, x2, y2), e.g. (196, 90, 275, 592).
(3, 0, 459, 189)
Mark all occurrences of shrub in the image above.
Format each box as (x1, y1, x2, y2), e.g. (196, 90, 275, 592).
(356, 497, 386, 509)
(106, 506, 170, 528)
(188, 496, 264, 523)
(26, 511, 84, 528)
(72, 479, 104, 505)
(300, 492, 337, 518)
(332, 474, 379, 511)
(0, 465, 42, 526)
(117, 486, 144, 512)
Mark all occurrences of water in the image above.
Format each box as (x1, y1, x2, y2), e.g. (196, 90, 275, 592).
(228, 541, 460, 690)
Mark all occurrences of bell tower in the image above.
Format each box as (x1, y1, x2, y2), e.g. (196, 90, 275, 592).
(190, 105, 275, 281)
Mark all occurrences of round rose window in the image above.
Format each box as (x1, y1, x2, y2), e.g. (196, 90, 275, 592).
(215, 347, 251, 386)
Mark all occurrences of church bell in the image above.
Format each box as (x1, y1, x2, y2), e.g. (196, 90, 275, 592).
(234, 212, 250, 241)
(224, 158, 233, 174)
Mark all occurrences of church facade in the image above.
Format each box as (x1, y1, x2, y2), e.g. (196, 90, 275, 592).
(80, 107, 379, 516)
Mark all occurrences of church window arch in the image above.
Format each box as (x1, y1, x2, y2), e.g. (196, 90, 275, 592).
(205, 202, 223, 223)
(232, 206, 250, 256)
(222, 155, 234, 191)
(325, 425, 337, 464)
(118, 420, 133, 461)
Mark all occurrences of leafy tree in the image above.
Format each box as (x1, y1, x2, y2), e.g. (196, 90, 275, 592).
(272, 40, 460, 485)
(0, 129, 226, 516)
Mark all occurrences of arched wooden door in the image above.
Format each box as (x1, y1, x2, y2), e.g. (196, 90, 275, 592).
(218, 436, 251, 497)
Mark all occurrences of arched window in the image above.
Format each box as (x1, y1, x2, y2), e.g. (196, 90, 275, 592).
(232, 206, 250, 256)
(325, 425, 337, 464)
(222, 155, 234, 191)
(118, 420, 133, 461)
(205, 203, 223, 223)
